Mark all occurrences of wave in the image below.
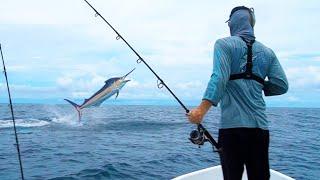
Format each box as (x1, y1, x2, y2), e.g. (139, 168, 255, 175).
(0, 118, 49, 128)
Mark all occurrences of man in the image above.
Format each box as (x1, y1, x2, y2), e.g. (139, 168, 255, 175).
(187, 6, 288, 180)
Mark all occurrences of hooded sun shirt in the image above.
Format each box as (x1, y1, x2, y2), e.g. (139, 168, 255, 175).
(202, 9, 288, 130)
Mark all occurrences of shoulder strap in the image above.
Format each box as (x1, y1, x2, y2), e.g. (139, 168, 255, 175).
(229, 38, 265, 86)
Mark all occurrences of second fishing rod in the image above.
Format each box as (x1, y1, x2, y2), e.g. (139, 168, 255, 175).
(83, 0, 220, 151)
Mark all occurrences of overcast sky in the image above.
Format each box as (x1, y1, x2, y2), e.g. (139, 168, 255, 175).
(0, 0, 319, 107)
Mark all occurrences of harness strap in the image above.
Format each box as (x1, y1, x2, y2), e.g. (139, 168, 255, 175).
(229, 39, 265, 86)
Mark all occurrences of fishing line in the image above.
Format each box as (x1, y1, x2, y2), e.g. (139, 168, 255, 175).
(83, 0, 219, 151)
(0, 43, 25, 180)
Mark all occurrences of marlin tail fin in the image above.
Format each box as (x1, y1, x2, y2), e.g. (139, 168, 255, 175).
(64, 99, 82, 122)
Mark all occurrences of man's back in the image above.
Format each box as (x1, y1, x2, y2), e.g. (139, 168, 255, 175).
(203, 36, 288, 130)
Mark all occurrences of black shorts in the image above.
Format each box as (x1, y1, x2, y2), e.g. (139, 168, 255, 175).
(218, 128, 270, 180)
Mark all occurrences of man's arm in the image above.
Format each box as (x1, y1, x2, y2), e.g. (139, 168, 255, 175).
(188, 39, 231, 124)
(263, 50, 289, 96)
(202, 39, 232, 105)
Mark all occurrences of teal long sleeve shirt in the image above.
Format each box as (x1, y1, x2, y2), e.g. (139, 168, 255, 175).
(203, 36, 288, 130)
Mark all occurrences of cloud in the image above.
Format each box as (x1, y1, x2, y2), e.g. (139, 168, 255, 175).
(56, 72, 108, 94)
(175, 81, 204, 90)
(287, 96, 300, 102)
(56, 77, 73, 87)
(285, 66, 320, 90)
(314, 56, 320, 61)
(125, 79, 140, 88)
(0, 0, 319, 107)
(31, 56, 42, 59)
(71, 91, 91, 99)
(0, 84, 59, 98)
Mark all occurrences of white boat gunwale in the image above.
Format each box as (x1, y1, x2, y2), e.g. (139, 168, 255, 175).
(172, 165, 295, 180)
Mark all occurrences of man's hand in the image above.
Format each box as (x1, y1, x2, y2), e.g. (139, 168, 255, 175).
(187, 107, 205, 124)
(186, 100, 213, 124)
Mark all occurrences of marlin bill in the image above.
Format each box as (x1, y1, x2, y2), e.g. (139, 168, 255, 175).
(64, 68, 135, 121)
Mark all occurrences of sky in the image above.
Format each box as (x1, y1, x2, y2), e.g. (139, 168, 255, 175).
(0, 0, 319, 107)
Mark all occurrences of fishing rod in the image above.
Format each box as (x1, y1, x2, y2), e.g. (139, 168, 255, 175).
(1, 44, 25, 180)
(83, 0, 220, 151)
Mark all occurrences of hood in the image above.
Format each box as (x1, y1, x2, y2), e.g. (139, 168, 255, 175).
(229, 9, 255, 42)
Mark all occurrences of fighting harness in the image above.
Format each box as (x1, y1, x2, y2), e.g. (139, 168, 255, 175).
(229, 39, 265, 86)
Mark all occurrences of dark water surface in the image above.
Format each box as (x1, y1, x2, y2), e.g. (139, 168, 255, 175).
(0, 105, 319, 180)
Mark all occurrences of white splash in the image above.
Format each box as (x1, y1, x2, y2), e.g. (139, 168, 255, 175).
(0, 119, 50, 128)
(41, 105, 83, 126)
(51, 114, 82, 126)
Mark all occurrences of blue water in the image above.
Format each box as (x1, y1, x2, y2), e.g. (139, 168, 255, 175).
(0, 105, 319, 180)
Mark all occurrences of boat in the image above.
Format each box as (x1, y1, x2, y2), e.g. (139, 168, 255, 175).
(172, 165, 294, 180)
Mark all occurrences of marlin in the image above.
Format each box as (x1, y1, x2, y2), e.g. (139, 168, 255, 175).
(64, 68, 135, 121)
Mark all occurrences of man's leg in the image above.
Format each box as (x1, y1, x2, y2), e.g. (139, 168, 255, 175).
(219, 128, 246, 180)
(245, 128, 270, 180)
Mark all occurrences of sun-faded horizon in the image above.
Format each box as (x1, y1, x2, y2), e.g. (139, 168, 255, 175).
(0, 0, 319, 108)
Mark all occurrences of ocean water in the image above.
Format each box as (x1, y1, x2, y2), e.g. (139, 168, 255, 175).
(0, 104, 319, 180)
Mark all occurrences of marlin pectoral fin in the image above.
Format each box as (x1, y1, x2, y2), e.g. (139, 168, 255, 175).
(115, 90, 119, 99)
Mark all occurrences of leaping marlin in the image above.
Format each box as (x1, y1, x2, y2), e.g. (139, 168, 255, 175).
(64, 68, 135, 121)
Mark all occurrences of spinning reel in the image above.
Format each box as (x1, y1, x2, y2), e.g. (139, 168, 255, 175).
(189, 124, 221, 152)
